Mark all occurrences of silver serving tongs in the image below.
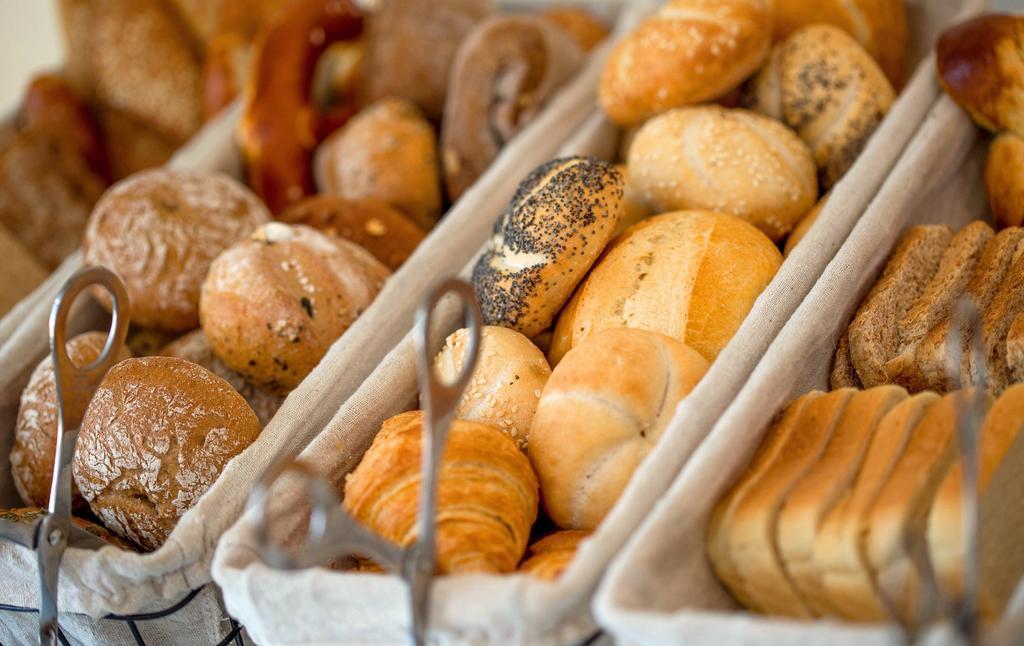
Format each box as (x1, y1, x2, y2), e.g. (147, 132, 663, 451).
(0, 266, 129, 645)
(251, 277, 483, 645)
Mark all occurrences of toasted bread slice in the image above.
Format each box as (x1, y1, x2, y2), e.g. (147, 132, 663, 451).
(815, 392, 939, 620)
(886, 222, 993, 392)
(981, 241, 1024, 392)
(830, 331, 863, 389)
(1007, 313, 1024, 385)
(707, 391, 823, 609)
(729, 389, 856, 616)
(917, 227, 1024, 392)
(777, 386, 909, 616)
(848, 226, 952, 387)
(928, 384, 1024, 621)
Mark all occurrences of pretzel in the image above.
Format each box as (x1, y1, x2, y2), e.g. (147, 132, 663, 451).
(238, 0, 363, 213)
(20, 74, 109, 182)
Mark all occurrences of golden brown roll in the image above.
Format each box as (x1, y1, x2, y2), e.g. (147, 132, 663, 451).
(161, 329, 285, 427)
(432, 326, 550, 451)
(627, 106, 817, 240)
(279, 195, 426, 270)
(985, 132, 1024, 229)
(743, 25, 895, 189)
(200, 222, 390, 393)
(343, 410, 538, 574)
(518, 529, 590, 580)
(361, 0, 491, 121)
(471, 157, 624, 338)
(771, 0, 908, 86)
(550, 211, 781, 364)
(783, 194, 827, 257)
(83, 169, 272, 333)
(441, 15, 583, 200)
(315, 98, 442, 230)
(72, 357, 261, 550)
(540, 7, 607, 51)
(937, 14, 1024, 137)
(12, 332, 132, 509)
(530, 328, 708, 530)
(598, 0, 773, 127)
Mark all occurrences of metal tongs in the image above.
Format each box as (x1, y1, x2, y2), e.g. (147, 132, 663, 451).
(0, 266, 129, 645)
(250, 277, 483, 645)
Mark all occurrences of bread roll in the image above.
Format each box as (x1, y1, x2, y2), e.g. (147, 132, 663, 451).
(72, 357, 261, 550)
(518, 530, 590, 580)
(743, 25, 895, 189)
(200, 222, 389, 394)
(611, 163, 650, 238)
(985, 132, 1024, 229)
(771, 0, 908, 86)
(937, 14, 1024, 137)
(279, 195, 426, 270)
(529, 328, 708, 530)
(315, 98, 442, 230)
(12, 332, 132, 509)
(627, 106, 817, 240)
(83, 169, 271, 333)
(598, 0, 772, 127)
(783, 195, 826, 258)
(471, 157, 623, 338)
(431, 326, 550, 450)
(551, 211, 781, 364)
(343, 411, 538, 574)
(161, 329, 284, 427)
(124, 326, 176, 358)
(540, 7, 607, 51)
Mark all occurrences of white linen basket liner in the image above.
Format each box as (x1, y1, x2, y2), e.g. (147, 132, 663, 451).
(210, 1, 970, 643)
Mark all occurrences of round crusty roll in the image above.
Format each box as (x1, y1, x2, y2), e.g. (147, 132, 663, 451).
(529, 327, 708, 529)
(772, 0, 908, 86)
(200, 222, 390, 394)
(12, 332, 132, 509)
(985, 132, 1024, 229)
(83, 169, 271, 333)
(518, 529, 590, 580)
(628, 106, 817, 241)
(343, 410, 538, 574)
(72, 357, 261, 551)
(550, 210, 782, 365)
(743, 24, 895, 189)
(431, 326, 551, 450)
(161, 329, 284, 427)
(598, 0, 773, 127)
(315, 98, 442, 230)
(937, 14, 1024, 138)
(471, 157, 624, 338)
(279, 194, 426, 270)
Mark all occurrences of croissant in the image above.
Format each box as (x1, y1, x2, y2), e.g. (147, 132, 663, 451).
(343, 410, 539, 574)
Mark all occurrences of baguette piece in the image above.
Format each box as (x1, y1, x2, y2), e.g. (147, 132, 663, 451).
(708, 391, 824, 609)
(928, 384, 1024, 621)
(815, 392, 939, 620)
(886, 221, 993, 392)
(847, 225, 952, 387)
(981, 241, 1024, 392)
(729, 388, 856, 616)
(916, 227, 1024, 392)
(864, 390, 992, 624)
(777, 386, 908, 616)
(830, 332, 863, 389)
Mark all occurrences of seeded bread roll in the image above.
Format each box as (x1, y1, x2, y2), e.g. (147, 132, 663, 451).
(431, 326, 550, 451)
(598, 0, 772, 127)
(200, 222, 390, 394)
(471, 157, 623, 338)
(315, 98, 442, 230)
(279, 195, 426, 270)
(12, 332, 132, 509)
(985, 132, 1024, 229)
(743, 24, 895, 189)
(72, 357, 261, 550)
(518, 529, 590, 580)
(84, 169, 271, 333)
(628, 106, 817, 240)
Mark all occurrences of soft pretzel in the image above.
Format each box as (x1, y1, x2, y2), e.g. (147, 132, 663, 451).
(238, 0, 363, 213)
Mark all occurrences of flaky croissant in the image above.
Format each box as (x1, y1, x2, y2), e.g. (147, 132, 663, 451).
(343, 410, 539, 574)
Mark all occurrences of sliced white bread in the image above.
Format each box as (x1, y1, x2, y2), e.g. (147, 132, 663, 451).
(728, 388, 856, 616)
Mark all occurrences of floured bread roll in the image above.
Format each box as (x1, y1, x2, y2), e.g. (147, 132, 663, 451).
(518, 529, 590, 580)
(72, 357, 261, 550)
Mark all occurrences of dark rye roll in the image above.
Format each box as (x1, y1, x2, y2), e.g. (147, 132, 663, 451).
(471, 157, 623, 338)
(440, 15, 584, 201)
